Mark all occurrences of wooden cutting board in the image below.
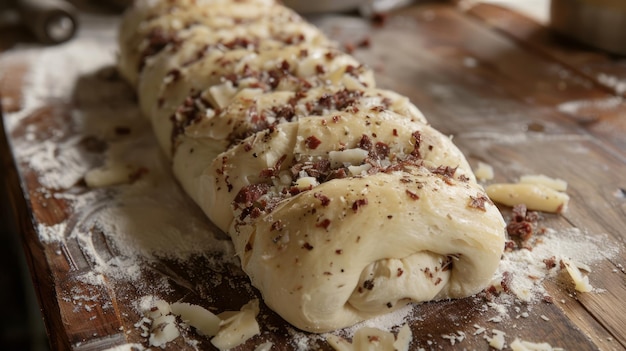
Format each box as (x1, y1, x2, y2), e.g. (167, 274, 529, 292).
(1, 3, 625, 350)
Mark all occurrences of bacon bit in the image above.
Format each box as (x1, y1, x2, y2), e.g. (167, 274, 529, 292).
(504, 241, 517, 252)
(272, 104, 295, 121)
(302, 242, 314, 251)
(323, 271, 332, 276)
(166, 68, 182, 83)
(223, 37, 249, 49)
(507, 204, 540, 243)
(138, 28, 179, 71)
(325, 51, 338, 60)
(501, 271, 512, 292)
(543, 295, 554, 304)
(458, 174, 470, 182)
(441, 256, 454, 272)
(315, 64, 326, 75)
(358, 134, 373, 151)
(352, 198, 368, 212)
(405, 189, 420, 200)
(332, 115, 341, 123)
(335, 249, 343, 255)
(374, 141, 390, 159)
(316, 218, 331, 230)
(434, 277, 443, 285)
(243, 143, 252, 152)
(397, 268, 404, 277)
(304, 135, 322, 149)
(392, 129, 398, 137)
(233, 183, 270, 206)
(543, 256, 557, 269)
(411, 131, 422, 158)
(432, 165, 457, 178)
(468, 194, 490, 211)
(314, 192, 331, 206)
(259, 154, 287, 178)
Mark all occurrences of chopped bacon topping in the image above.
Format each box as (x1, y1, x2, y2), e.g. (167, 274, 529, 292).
(468, 194, 491, 211)
(431, 165, 457, 178)
(411, 131, 422, 158)
(316, 218, 331, 230)
(405, 190, 420, 200)
(506, 204, 542, 246)
(304, 135, 322, 149)
(352, 198, 368, 212)
(233, 183, 271, 207)
(314, 192, 331, 206)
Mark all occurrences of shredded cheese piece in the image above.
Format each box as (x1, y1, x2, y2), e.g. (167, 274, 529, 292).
(474, 161, 494, 181)
(561, 258, 593, 292)
(519, 174, 567, 192)
(326, 324, 412, 351)
(211, 299, 261, 350)
(510, 337, 564, 351)
(486, 183, 569, 213)
(485, 329, 506, 350)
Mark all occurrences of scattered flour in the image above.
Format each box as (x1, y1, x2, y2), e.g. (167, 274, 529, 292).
(597, 73, 626, 96)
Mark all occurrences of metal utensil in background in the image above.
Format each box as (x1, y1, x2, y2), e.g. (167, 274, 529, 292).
(0, 0, 79, 45)
(550, 0, 626, 56)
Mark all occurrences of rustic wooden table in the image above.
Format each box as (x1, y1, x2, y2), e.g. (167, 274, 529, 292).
(1, 2, 625, 350)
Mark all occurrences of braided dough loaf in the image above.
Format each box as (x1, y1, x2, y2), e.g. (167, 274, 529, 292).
(119, 0, 506, 333)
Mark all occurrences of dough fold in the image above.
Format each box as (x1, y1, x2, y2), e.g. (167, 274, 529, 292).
(119, 0, 506, 333)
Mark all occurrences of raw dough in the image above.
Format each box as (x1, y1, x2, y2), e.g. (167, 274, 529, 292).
(118, 0, 506, 333)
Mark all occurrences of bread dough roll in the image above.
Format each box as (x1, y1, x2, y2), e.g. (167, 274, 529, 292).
(118, 0, 506, 333)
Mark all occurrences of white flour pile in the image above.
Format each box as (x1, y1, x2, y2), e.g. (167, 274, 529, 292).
(1, 13, 622, 351)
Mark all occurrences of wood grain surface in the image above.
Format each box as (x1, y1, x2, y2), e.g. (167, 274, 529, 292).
(1, 2, 625, 350)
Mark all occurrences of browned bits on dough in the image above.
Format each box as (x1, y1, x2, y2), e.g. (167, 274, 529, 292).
(302, 242, 314, 250)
